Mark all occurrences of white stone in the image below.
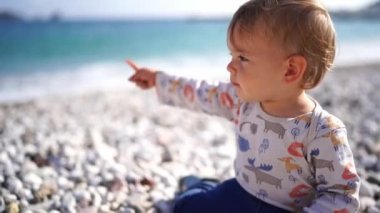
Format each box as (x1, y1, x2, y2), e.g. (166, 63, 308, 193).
(149, 190, 165, 203)
(95, 186, 108, 201)
(0, 151, 10, 165)
(106, 192, 116, 202)
(362, 155, 378, 168)
(4, 193, 17, 202)
(99, 205, 110, 213)
(361, 197, 376, 212)
(88, 176, 102, 186)
(76, 206, 98, 213)
(109, 163, 127, 176)
(57, 176, 73, 190)
(40, 167, 58, 179)
(91, 129, 117, 163)
(114, 192, 127, 204)
(364, 120, 379, 135)
(24, 172, 43, 190)
(84, 164, 100, 175)
(19, 198, 29, 208)
(6, 145, 18, 160)
(89, 190, 102, 207)
(8, 178, 23, 194)
(22, 188, 34, 200)
(123, 208, 136, 213)
(74, 189, 91, 204)
(101, 171, 114, 182)
(61, 193, 76, 208)
(0, 198, 5, 212)
(360, 179, 375, 198)
(368, 206, 380, 213)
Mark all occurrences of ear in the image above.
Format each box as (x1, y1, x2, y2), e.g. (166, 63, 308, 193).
(283, 55, 307, 84)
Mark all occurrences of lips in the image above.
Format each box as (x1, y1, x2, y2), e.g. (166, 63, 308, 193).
(230, 77, 240, 87)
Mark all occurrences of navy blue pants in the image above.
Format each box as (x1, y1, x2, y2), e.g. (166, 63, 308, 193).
(173, 178, 290, 213)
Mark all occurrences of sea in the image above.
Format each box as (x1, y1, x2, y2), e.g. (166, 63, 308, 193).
(1, 18, 380, 103)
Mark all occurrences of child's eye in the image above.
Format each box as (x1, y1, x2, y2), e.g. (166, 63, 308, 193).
(238, 55, 249, 62)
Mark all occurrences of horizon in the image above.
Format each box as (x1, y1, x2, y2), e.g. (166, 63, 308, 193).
(0, 0, 378, 21)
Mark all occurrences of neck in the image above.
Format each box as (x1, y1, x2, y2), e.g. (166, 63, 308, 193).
(260, 91, 315, 118)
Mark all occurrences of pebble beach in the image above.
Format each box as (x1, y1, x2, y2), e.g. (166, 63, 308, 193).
(1, 63, 380, 213)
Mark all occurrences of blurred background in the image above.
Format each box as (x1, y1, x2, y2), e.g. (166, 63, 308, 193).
(0, 2, 380, 212)
(0, 0, 380, 103)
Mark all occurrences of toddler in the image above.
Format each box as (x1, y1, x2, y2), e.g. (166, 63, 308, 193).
(127, 0, 360, 212)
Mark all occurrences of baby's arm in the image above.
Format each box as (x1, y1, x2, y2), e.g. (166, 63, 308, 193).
(127, 60, 239, 121)
(304, 118, 360, 213)
(155, 72, 239, 121)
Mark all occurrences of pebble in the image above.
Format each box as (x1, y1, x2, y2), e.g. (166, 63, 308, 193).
(99, 204, 111, 213)
(362, 197, 377, 212)
(0, 68, 379, 212)
(362, 155, 378, 169)
(90, 191, 102, 207)
(23, 173, 43, 191)
(74, 189, 91, 208)
(7, 178, 24, 194)
(36, 182, 57, 202)
(19, 199, 29, 209)
(4, 194, 18, 203)
(0, 198, 5, 212)
(154, 199, 173, 213)
(361, 179, 376, 198)
(368, 206, 380, 213)
(123, 207, 137, 213)
(7, 202, 20, 213)
(57, 176, 73, 190)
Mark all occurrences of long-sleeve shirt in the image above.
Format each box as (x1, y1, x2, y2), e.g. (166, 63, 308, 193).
(155, 72, 360, 212)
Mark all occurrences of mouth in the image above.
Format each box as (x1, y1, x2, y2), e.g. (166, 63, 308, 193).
(231, 81, 240, 87)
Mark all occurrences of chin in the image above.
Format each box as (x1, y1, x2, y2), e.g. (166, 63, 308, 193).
(235, 91, 245, 100)
(236, 95, 251, 102)
(239, 95, 263, 103)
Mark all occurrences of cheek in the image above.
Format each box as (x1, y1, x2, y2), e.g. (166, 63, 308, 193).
(236, 63, 251, 76)
(237, 72, 255, 89)
(239, 65, 255, 79)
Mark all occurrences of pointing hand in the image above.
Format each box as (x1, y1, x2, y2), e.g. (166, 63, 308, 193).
(126, 59, 157, 90)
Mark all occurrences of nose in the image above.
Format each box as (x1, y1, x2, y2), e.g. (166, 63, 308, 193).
(227, 60, 236, 74)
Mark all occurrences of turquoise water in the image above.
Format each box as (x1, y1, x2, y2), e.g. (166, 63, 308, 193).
(1, 19, 380, 74)
(0, 19, 380, 102)
(0, 20, 228, 74)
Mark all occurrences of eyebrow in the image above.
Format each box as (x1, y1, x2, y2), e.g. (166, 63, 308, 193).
(228, 44, 252, 56)
(228, 41, 248, 53)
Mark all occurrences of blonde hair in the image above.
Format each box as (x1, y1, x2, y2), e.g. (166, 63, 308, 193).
(228, 0, 336, 89)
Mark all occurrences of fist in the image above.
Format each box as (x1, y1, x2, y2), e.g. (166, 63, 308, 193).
(127, 60, 157, 90)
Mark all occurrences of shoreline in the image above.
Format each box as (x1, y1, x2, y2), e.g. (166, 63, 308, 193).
(334, 61, 380, 72)
(0, 60, 380, 106)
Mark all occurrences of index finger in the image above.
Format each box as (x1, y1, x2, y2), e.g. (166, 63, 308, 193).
(126, 59, 140, 72)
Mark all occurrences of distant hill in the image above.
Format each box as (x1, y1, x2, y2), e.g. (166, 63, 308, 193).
(0, 11, 22, 22)
(331, 1, 380, 20)
(0, 10, 62, 22)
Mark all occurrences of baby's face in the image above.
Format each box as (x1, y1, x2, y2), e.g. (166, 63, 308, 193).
(227, 23, 289, 102)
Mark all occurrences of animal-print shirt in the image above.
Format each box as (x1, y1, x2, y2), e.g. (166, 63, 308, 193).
(155, 72, 360, 213)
